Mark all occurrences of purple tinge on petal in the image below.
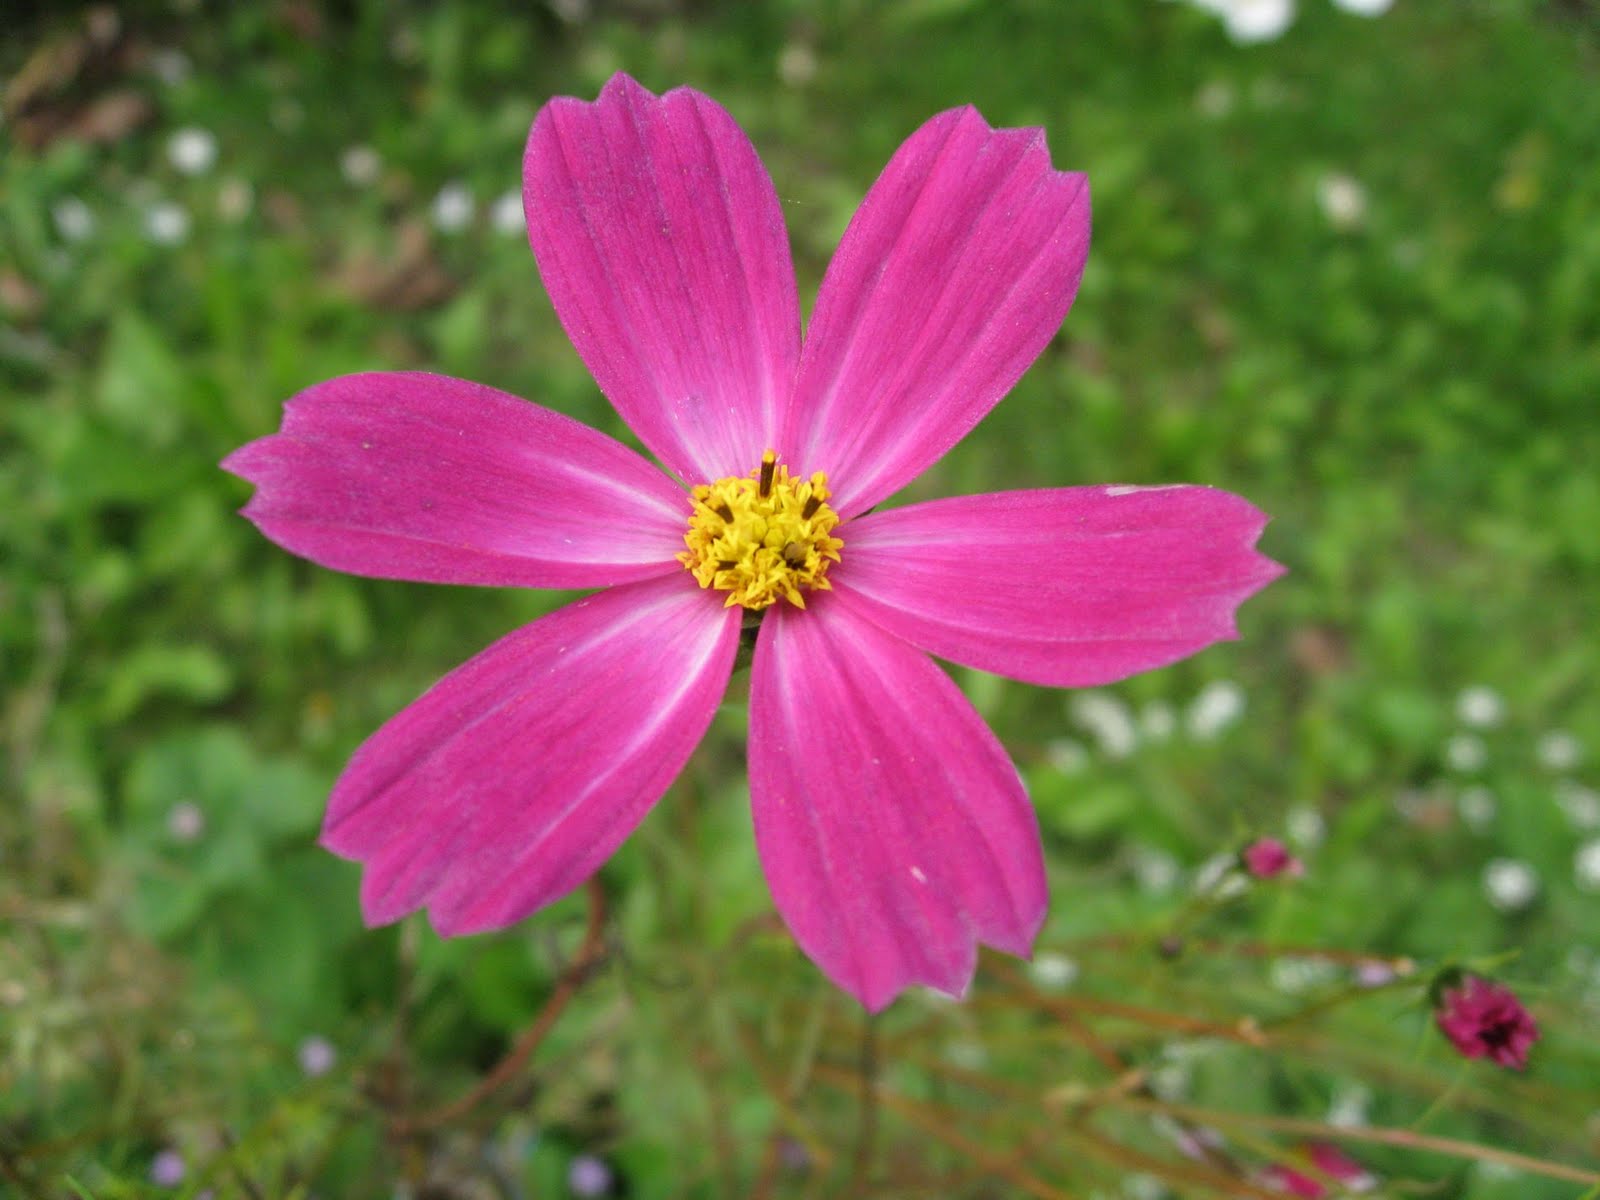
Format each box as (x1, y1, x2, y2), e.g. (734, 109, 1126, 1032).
(831, 486, 1284, 688)
(784, 106, 1090, 517)
(321, 574, 738, 935)
(749, 595, 1047, 1012)
(524, 73, 801, 486)
(222, 372, 690, 589)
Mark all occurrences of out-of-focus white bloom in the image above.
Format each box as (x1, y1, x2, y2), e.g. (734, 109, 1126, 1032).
(150, 48, 192, 86)
(217, 178, 254, 222)
(491, 190, 525, 236)
(1193, 852, 1236, 894)
(52, 197, 95, 241)
(1132, 846, 1181, 894)
(297, 1034, 337, 1077)
(145, 202, 191, 245)
(1187, 680, 1245, 740)
(1223, 0, 1296, 43)
(1286, 804, 1326, 848)
(166, 801, 204, 842)
(1029, 953, 1079, 990)
(550, 0, 591, 22)
(1316, 172, 1367, 230)
(1456, 785, 1497, 832)
(1044, 737, 1089, 774)
(1328, 1083, 1372, 1128)
(1354, 959, 1397, 988)
(1141, 700, 1177, 741)
(1444, 733, 1486, 773)
(1575, 840, 1600, 893)
(1456, 685, 1505, 729)
(1123, 1173, 1168, 1200)
(777, 43, 818, 87)
(1195, 80, 1235, 118)
(432, 182, 474, 233)
(340, 144, 382, 187)
(1071, 692, 1138, 758)
(1270, 956, 1337, 994)
(1556, 782, 1600, 830)
(1148, 1062, 1190, 1101)
(168, 127, 217, 175)
(1537, 730, 1582, 772)
(1332, 0, 1393, 13)
(1483, 858, 1538, 911)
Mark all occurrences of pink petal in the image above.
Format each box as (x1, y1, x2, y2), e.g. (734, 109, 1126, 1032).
(321, 574, 738, 934)
(524, 73, 800, 485)
(223, 372, 690, 588)
(749, 596, 1047, 1011)
(784, 107, 1090, 517)
(832, 486, 1283, 687)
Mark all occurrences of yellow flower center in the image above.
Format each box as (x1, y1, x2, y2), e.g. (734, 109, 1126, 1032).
(678, 450, 844, 610)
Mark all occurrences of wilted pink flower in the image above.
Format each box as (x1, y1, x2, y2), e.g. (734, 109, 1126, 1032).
(1262, 1142, 1375, 1196)
(1243, 837, 1303, 880)
(1435, 974, 1539, 1069)
(224, 75, 1282, 1010)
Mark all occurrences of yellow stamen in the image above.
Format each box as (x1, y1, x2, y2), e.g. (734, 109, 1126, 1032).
(678, 450, 844, 610)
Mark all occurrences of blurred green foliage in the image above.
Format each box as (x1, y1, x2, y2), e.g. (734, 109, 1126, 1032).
(3, 0, 1598, 1196)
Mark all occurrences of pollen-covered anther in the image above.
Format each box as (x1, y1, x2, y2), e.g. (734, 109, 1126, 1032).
(678, 449, 844, 610)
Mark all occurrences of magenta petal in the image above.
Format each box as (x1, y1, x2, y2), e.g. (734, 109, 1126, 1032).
(524, 73, 801, 485)
(223, 372, 690, 588)
(784, 107, 1090, 517)
(749, 596, 1047, 1011)
(321, 574, 738, 934)
(832, 486, 1283, 688)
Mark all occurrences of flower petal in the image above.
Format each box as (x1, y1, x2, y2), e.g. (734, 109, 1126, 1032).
(749, 596, 1046, 1011)
(832, 486, 1283, 687)
(524, 73, 800, 485)
(784, 106, 1090, 517)
(321, 574, 738, 934)
(223, 372, 691, 588)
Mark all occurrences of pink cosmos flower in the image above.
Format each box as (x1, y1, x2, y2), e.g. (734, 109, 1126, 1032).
(1435, 974, 1539, 1069)
(1243, 836, 1303, 880)
(1262, 1142, 1375, 1196)
(223, 74, 1282, 1011)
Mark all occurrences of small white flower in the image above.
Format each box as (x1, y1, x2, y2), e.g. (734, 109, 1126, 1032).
(1556, 782, 1600, 830)
(431, 181, 474, 233)
(1270, 956, 1337, 993)
(166, 802, 205, 843)
(1456, 785, 1497, 832)
(1141, 700, 1177, 741)
(1315, 172, 1367, 230)
(1537, 730, 1582, 772)
(1123, 1173, 1168, 1200)
(1222, 0, 1296, 44)
(1354, 960, 1397, 988)
(1455, 685, 1505, 729)
(1286, 804, 1325, 848)
(52, 197, 95, 241)
(168, 127, 218, 175)
(1071, 692, 1138, 758)
(1483, 857, 1538, 912)
(340, 144, 382, 187)
(1328, 1082, 1371, 1128)
(777, 43, 818, 88)
(1332, 0, 1393, 13)
(1132, 847, 1180, 894)
(1193, 852, 1236, 894)
(1444, 732, 1486, 773)
(297, 1034, 337, 1077)
(1148, 1062, 1190, 1101)
(1187, 680, 1245, 741)
(1029, 952, 1079, 990)
(1575, 840, 1600, 893)
(491, 189, 525, 236)
(149, 48, 192, 87)
(144, 202, 191, 246)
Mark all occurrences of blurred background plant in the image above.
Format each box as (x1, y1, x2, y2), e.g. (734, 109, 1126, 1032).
(3, 0, 1599, 1196)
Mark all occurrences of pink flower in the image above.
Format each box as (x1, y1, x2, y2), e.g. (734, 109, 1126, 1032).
(223, 75, 1282, 1010)
(1435, 974, 1539, 1069)
(1242, 837, 1303, 880)
(1262, 1143, 1375, 1196)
